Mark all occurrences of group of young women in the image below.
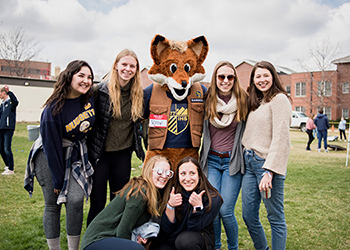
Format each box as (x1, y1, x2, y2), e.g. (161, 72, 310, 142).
(29, 47, 292, 250)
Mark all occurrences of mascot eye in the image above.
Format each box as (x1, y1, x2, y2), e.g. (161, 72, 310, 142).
(170, 63, 177, 73)
(184, 63, 191, 73)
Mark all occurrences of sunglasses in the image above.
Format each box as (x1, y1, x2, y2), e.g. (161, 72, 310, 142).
(217, 74, 234, 81)
(153, 168, 174, 178)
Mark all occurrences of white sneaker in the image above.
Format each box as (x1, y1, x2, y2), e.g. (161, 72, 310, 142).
(318, 149, 321, 152)
(325, 149, 329, 153)
(2, 169, 14, 175)
(4, 166, 8, 171)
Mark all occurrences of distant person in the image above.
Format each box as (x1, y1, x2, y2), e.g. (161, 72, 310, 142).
(86, 49, 144, 226)
(305, 113, 316, 150)
(242, 61, 292, 250)
(338, 117, 347, 141)
(0, 84, 19, 175)
(314, 109, 330, 153)
(26, 60, 95, 250)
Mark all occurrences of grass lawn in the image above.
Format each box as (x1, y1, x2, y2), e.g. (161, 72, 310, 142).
(0, 123, 349, 249)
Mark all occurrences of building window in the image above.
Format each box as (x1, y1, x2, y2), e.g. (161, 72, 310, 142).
(324, 107, 331, 119)
(295, 106, 305, 113)
(343, 82, 349, 94)
(343, 109, 349, 119)
(285, 86, 291, 95)
(318, 81, 332, 96)
(295, 82, 306, 97)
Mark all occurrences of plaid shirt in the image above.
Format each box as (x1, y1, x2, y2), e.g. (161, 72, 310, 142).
(24, 136, 94, 205)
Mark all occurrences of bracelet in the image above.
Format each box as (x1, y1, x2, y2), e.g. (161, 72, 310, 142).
(262, 170, 272, 178)
(167, 203, 175, 210)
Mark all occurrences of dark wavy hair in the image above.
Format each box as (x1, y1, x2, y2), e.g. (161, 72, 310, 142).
(44, 60, 94, 115)
(174, 156, 222, 220)
(247, 61, 291, 112)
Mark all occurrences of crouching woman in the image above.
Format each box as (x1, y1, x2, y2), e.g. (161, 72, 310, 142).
(81, 155, 173, 250)
(150, 156, 223, 250)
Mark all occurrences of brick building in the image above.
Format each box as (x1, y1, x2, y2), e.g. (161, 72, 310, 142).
(0, 59, 51, 79)
(236, 57, 350, 120)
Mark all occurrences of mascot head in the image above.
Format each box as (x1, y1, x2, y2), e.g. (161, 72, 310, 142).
(148, 34, 209, 101)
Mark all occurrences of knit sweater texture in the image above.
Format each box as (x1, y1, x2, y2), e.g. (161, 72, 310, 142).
(242, 94, 291, 175)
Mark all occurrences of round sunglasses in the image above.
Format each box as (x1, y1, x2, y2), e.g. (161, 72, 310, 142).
(153, 168, 174, 178)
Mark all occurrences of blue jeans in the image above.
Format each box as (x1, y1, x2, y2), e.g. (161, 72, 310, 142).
(207, 151, 242, 250)
(242, 149, 287, 250)
(0, 130, 14, 170)
(317, 130, 328, 149)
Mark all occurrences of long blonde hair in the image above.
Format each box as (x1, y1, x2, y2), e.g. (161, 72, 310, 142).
(117, 155, 172, 217)
(107, 49, 143, 121)
(205, 61, 248, 122)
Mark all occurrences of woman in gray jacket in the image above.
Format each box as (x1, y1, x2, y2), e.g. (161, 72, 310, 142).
(200, 61, 248, 250)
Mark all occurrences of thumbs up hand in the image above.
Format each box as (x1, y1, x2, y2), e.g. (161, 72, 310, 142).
(189, 190, 205, 208)
(168, 187, 182, 208)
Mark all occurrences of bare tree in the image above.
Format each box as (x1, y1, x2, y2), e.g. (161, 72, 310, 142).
(298, 37, 341, 112)
(0, 26, 43, 77)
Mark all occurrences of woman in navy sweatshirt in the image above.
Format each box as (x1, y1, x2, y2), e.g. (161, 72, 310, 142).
(150, 157, 222, 250)
(37, 60, 95, 250)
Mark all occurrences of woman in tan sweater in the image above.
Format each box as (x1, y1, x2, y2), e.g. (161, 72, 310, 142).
(241, 61, 292, 250)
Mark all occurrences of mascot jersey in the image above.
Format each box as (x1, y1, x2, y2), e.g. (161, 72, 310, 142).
(144, 83, 207, 149)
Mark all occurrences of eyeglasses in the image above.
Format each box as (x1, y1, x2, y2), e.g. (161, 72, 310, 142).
(217, 74, 234, 81)
(153, 168, 174, 178)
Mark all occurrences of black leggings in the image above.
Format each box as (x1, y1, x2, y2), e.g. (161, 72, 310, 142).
(87, 148, 132, 225)
(150, 231, 207, 250)
(306, 129, 314, 149)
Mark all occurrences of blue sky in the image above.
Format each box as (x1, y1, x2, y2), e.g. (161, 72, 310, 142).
(1, 0, 350, 80)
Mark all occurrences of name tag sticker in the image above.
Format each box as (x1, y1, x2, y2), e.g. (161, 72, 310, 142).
(149, 114, 168, 128)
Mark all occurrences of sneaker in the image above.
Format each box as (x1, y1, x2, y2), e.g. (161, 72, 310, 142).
(306, 147, 311, 151)
(4, 166, 8, 171)
(2, 169, 14, 175)
(318, 149, 321, 152)
(325, 149, 329, 153)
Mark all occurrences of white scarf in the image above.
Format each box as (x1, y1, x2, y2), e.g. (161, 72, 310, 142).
(210, 94, 237, 128)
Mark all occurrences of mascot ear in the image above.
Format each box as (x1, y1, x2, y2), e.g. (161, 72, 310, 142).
(187, 36, 209, 66)
(150, 34, 170, 65)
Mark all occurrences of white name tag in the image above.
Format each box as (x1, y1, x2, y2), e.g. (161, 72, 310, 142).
(149, 114, 168, 128)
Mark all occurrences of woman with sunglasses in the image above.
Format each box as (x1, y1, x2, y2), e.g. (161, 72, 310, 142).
(241, 61, 291, 250)
(149, 156, 222, 250)
(200, 61, 248, 250)
(81, 155, 173, 250)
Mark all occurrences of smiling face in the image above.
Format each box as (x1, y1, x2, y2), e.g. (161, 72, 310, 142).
(115, 55, 137, 87)
(152, 160, 171, 189)
(253, 67, 273, 95)
(178, 162, 199, 192)
(68, 66, 93, 99)
(216, 65, 235, 96)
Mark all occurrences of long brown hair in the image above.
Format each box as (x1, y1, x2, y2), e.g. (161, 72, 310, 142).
(44, 60, 94, 115)
(116, 155, 172, 217)
(174, 156, 223, 220)
(247, 61, 291, 111)
(106, 49, 143, 121)
(205, 61, 248, 122)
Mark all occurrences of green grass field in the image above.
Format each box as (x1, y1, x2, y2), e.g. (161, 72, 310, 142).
(0, 123, 349, 249)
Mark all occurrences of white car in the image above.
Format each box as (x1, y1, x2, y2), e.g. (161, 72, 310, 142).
(290, 111, 309, 132)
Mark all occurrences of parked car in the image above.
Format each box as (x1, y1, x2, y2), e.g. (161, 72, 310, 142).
(290, 111, 309, 132)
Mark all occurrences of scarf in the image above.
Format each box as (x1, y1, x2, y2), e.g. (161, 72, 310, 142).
(210, 94, 237, 128)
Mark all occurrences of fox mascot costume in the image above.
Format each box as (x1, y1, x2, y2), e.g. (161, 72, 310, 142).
(143, 34, 209, 169)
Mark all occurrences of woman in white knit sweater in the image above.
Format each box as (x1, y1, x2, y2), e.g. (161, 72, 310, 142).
(241, 61, 292, 250)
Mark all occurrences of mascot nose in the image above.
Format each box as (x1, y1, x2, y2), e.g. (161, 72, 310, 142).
(181, 81, 187, 88)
